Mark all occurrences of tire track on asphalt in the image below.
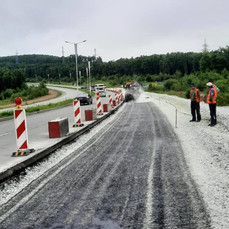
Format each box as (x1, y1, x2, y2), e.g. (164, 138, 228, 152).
(0, 101, 212, 228)
(146, 102, 211, 229)
(0, 104, 134, 228)
(0, 104, 131, 226)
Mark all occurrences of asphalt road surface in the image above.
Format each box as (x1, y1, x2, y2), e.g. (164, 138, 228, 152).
(0, 91, 111, 161)
(0, 101, 211, 228)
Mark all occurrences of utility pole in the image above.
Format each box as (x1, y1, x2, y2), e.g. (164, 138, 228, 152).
(86, 68, 89, 90)
(79, 70, 81, 88)
(88, 61, 91, 94)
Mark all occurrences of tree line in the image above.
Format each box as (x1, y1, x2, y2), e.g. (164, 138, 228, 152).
(0, 46, 229, 104)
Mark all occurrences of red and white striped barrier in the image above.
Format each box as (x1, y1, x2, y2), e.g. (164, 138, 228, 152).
(108, 95, 113, 108)
(96, 92, 103, 115)
(73, 99, 84, 127)
(115, 93, 119, 105)
(12, 97, 34, 156)
(119, 92, 123, 102)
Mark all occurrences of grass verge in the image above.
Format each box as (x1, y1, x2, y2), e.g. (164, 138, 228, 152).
(0, 99, 74, 119)
(147, 89, 186, 98)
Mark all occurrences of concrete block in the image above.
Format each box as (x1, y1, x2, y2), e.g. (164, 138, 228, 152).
(84, 108, 97, 121)
(48, 117, 69, 138)
(103, 104, 108, 112)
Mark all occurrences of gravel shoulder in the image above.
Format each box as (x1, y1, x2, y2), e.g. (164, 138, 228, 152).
(144, 92, 229, 229)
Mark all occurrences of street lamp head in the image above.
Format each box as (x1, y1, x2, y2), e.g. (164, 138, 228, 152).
(65, 40, 86, 44)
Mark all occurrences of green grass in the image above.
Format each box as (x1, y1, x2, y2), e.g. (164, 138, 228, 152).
(0, 81, 114, 119)
(147, 89, 186, 98)
(25, 99, 74, 113)
(0, 110, 14, 118)
(0, 99, 74, 119)
(0, 86, 95, 119)
(0, 99, 12, 106)
(0, 89, 62, 107)
(165, 91, 186, 98)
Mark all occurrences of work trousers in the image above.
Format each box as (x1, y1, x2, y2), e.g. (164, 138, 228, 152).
(209, 103, 217, 125)
(191, 101, 201, 121)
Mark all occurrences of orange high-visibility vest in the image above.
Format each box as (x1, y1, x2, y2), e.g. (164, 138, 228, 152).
(190, 88, 200, 103)
(207, 88, 217, 104)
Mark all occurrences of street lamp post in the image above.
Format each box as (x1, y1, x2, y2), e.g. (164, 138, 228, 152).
(65, 40, 86, 90)
(86, 68, 89, 90)
(79, 70, 81, 87)
(88, 61, 91, 94)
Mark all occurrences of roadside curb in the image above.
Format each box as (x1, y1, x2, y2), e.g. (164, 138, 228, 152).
(0, 102, 124, 183)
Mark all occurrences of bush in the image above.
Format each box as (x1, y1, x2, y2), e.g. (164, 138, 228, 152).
(185, 89, 191, 99)
(164, 79, 179, 90)
(215, 79, 229, 93)
(3, 88, 15, 99)
(148, 83, 163, 92)
(217, 93, 229, 106)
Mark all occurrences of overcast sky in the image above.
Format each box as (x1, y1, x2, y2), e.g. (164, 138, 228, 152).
(1, 0, 229, 62)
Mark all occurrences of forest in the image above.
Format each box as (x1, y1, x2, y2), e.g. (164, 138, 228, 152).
(0, 46, 229, 105)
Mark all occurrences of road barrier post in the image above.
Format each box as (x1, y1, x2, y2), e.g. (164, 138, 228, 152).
(73, 99, 84, 127)
(115, 93, 119, 105)
(119, 92, 122, 102)
(12, 97, 35, 157)
(113, 100, 116, 107)
(108, 95, 113, 108)
(96, 92, 103, 115)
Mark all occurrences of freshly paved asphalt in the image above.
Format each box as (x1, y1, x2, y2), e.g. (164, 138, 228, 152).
(0, 101, 211, 228)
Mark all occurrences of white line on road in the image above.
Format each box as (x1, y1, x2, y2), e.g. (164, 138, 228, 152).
(143, 135, 156, 229)
(0, 133, 8, 137)
(143, 106, 157, 229)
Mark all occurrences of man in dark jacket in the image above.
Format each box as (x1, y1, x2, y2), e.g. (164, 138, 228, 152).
(190, 83, 201, 122)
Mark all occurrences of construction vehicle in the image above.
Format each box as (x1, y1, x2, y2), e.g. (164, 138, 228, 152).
(124, 81, 141, 102)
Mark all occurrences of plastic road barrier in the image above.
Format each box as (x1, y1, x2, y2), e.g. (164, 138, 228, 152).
(96, 92, 103, 115)
(12, 97, 34, 157)
(73, 99, 84, 127)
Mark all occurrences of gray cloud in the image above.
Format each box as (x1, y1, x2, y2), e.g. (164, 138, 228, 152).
(0, 0, 229, 61)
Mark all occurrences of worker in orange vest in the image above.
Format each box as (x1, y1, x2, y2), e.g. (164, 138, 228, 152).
(206, 82, 217, 126)
(209, 79, 220, 93)
(190, 83, 201, 122)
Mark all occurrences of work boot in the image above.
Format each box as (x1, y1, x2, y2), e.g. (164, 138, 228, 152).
(208, 123, 216, 127)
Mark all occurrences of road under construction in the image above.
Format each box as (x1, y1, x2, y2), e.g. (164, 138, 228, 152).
(0, 86, 211, 228)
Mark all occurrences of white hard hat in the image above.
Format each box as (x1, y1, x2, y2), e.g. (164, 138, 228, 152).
(206, 82, 213, 87)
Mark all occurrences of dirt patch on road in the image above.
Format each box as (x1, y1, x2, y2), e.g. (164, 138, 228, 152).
(0, 90, 59, 109)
